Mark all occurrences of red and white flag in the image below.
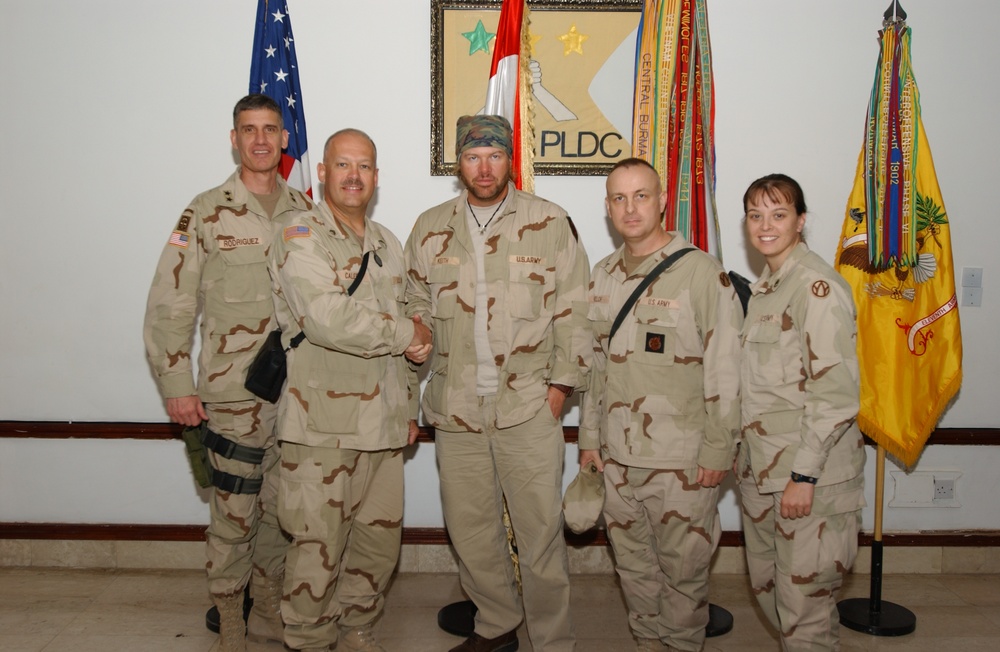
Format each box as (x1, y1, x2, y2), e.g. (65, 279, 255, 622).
(484, 0, 533, 192)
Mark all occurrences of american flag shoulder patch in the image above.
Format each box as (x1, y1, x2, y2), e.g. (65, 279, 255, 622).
(284, 225, 311, 241)
(168, 231, 190, 248)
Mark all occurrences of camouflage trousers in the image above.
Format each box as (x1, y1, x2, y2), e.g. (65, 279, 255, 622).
(278, 442, 404, 651)
(204, 399, 287, 597)
(436, 396, 575, 651)
(603, 461, 721, 651)
(739, 460, 863, 652)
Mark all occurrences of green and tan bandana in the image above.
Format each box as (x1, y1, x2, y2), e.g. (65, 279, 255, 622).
(456, 114, 513, 156)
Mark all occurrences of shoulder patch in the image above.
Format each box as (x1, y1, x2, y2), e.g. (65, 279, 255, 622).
(176, 213, 191, 233)
(168, 231, 190, 248)
(719, 271, 731, 287)
(283, 225, 311, 241)
(811, 280, 831, 298)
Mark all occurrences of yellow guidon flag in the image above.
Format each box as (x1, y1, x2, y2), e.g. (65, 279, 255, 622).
(835, 18, 962, 468)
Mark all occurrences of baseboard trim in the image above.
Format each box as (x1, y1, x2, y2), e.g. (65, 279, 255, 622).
(2, 421, 999, 446)
(2, 523, 998, 547)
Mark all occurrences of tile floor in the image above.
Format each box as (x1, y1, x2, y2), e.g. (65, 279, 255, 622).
(0, 568, 998, 651)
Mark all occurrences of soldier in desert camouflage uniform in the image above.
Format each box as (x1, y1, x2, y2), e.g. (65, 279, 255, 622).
(143, 94, 310, 652)
(578, 159, 743, 652)
(405, 115, 590, 652)
(268, 128, 430, 652)
(738, 174, 866, 652)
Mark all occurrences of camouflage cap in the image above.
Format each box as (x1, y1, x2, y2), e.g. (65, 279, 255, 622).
(456, 114, 513, 156)
(562, 461, 605, 534)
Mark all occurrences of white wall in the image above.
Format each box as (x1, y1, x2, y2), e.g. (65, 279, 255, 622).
(1, 1, 998, 531)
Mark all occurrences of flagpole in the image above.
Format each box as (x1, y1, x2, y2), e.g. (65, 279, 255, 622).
(837, 445, 916, 636)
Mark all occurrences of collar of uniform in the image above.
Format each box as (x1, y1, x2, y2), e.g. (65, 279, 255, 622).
(225, 168, 310, 217)
(603, 230, 690, 280)
(754, 241, 809, 294)
(320, 201, 384, 253)
(220, 168, 249, 208)
(448, 181, 519, 232)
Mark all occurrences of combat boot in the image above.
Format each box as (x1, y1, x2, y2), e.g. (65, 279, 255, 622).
(247, 573, 283, 644)
(209, 591, 246, 652)
(338, 624, 387, 651)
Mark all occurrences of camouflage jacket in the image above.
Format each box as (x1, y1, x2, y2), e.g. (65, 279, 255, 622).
(269, 201, 417, 450)
(404, 184, 591, 432)
(741, 243, 866, 492)
(579, 234, 743, 471)
(144, 170, 311, 403)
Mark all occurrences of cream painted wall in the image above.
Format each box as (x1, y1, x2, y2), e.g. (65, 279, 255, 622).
(1, 1, 997, 531)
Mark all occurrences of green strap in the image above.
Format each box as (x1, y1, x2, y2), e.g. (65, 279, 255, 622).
(202, 428, 266, 465)
(210, 469, 263, 495)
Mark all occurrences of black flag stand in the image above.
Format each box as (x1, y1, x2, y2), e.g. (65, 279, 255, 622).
(837, 446, 916, 637)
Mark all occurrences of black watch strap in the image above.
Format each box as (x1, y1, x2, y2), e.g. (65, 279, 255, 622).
(790, 471, 818, 484)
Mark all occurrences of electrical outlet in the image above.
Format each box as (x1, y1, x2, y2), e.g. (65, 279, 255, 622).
(961, 287, 983, 308)
(933, 477, 954, 500)
(932, 472, 961, 507)
(961, 267, 983, 288)
(890, 470, 961, 507)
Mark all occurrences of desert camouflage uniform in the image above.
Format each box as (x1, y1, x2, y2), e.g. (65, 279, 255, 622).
(269, 200, 416, 650)
(405, 183, 590, 651)
(579, 234, 742, 651)
(738, 242, 866, 652)
(144, 169, 310, 598)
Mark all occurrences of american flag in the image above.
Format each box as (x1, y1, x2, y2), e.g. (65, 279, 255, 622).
(249, 0, 311, 197)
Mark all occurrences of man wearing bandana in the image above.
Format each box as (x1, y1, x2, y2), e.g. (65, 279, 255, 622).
(578, 158, 743, 652)
(405, 115, 591, 652)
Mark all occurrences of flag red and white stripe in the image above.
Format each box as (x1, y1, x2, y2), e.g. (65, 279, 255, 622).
(484, 0, 533, 192)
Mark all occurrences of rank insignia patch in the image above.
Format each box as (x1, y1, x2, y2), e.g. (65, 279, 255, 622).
(644, 332, 664, 353)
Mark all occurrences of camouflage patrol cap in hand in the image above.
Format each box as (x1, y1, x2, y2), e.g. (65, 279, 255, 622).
(562, 461, 605, 534)
(456, 114, 513, 156)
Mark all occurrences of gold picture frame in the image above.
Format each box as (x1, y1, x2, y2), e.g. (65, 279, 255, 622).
(430, 0, 642, 176)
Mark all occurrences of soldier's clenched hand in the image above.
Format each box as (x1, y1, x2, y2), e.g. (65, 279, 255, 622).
(405, 314, 432, 364)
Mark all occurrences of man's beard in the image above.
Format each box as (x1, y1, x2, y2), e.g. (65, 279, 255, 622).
(462, 171, 510, 205)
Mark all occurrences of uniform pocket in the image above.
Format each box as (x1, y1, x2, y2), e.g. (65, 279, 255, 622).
(429, 263, 460, 319)
(219, 246, 271, 303)
(304, 369, 366, 434)
(508, 263, 550, 319)
(587, 302, 611, 343)
(744, 319, 784, 385)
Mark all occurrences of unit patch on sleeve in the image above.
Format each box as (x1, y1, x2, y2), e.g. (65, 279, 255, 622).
(811, 280, 830, 298)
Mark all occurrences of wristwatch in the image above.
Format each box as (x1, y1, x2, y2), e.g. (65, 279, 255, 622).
(549, 383, 574, 398)
(790, 471, 818, 485)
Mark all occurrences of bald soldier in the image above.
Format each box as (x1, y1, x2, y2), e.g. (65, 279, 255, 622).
(268, 128, 429, 652)
(405, 115, 590, 652)
(144, 94, 310, 651)
(579, 158, 743, 652)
